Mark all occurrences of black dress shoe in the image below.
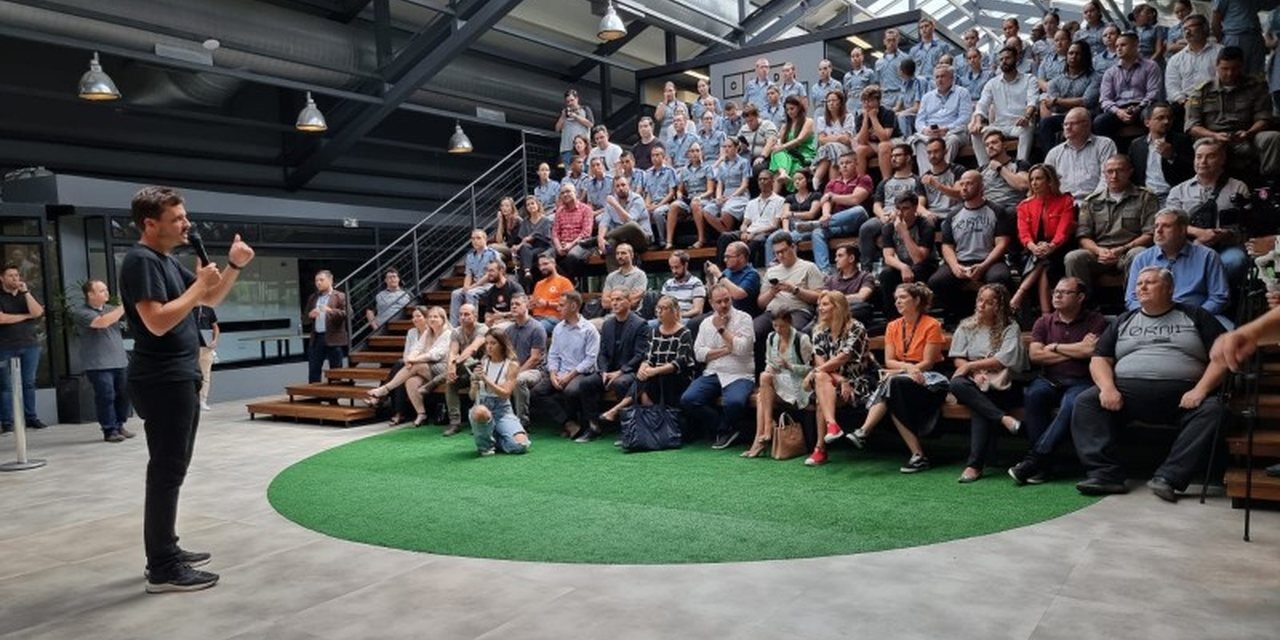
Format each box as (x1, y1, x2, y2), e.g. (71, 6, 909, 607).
(27, 418, 47, 429)
(1147, 477, 1178, 503)
(573, 428, 601, 443)
(1075, 477, 1129, 496)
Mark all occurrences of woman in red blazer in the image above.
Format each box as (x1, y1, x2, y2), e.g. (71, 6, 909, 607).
(1013, 164, 1076, 314)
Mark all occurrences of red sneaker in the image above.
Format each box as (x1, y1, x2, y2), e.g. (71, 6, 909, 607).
(804, 448, 828, 466)
(822, 421, 844, 444)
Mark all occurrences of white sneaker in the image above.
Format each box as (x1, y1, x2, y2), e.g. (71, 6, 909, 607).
(200, 402, 212, 411)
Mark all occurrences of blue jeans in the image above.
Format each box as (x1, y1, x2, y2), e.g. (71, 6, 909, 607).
(1023, 377, 1090, 459)
(85, 368, 130, 434)
(1220, 245, 1248, 285)
(680, 375, 754, 440)
(471, 397, 529, 454)
(0, 345, 41, 424)
(536, 317, 559, 335)
(811, 206, 868, 272)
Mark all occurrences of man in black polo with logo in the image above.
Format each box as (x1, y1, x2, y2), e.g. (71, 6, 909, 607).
(0, 264, 46, 432)
(120, 186, 254, 593)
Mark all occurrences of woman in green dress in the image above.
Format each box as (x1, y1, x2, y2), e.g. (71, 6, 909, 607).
(766, 94, 815, 195)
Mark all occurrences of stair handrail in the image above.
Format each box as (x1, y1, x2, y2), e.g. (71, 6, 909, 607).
(335, 142, 532, 351)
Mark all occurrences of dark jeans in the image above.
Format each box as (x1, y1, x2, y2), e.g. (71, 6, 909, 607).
(131, 379, 201, 577)
(85, 368, 130, 434)
(533, 373, 602, 427)
(878, 263, 938, 316)
(0, 344, 41, 424)
(1071, 378, 1226, 489)
(680, 375, 754, 441)
(1023, 377, 1091, 460)
(926, 261, 1013, 318)
(858, 218, 886, 271)
(1037, 113, 1066, 158)
(307, 332, 345, 383)
(949, 376, 1021, 469)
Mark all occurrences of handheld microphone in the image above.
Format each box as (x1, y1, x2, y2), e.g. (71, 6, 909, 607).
(187, 230, 211, 267)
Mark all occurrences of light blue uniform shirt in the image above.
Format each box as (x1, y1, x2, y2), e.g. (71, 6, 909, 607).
(777, 80, 806, 103)
(810, 78, 843, 110)
(957, 67, 993, 104)
(915, 86, 973, 133)
(464, 247, 501, 282)
(1037, 53, 1067, 83)
(876, 51, 909, 96)
(841, 68, 876, 106)
(715, 156, 751, 195)
(690, 95, 721, 121)
(678, 162, 714, 199)
(761, 102, 787, 129)
(696, 128, 727, 158)
(533, 180, 559, 212)
(666, 131, 698, 168)
(548, 317, 600, 375)
(744, 78, 771, 110)
(581, 174, 614, 210)
(909, 39, 950, 78)
(643, 165, 679, 202)
(604, 191, 654, 241)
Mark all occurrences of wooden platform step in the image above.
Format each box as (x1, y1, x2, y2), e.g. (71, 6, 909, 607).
(286, 383, 377, 401)
(1225, 468, 1280, 503)
(1236, 394, 1280, 419)
(327, 367, 391, 382)
(245, 400, 375, 426)
(368, 335, 407, 348)
(350, 351, 402, 364)
(439, 276, 465, 288)
(423, 291, 451, 304)
(386, 319, 413, 332)
(1228, 431, 1280, 457)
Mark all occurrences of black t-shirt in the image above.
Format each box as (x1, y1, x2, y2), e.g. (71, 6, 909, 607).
(479, 279, 523, 321)
(119, 243, 201, 383)
(880, 216, 938, 267)
(196, 305, 219, 347)
(0, 289, 39, 349)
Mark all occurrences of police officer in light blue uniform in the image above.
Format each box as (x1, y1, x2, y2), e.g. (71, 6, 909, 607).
(910, 18, 952, 81)
(744, 58, 772, 109)
(810, 59, 843, 114)
(877, 28, 910, 114)
(1212, 0, 1269, 76)
(842, 48, 876, 116)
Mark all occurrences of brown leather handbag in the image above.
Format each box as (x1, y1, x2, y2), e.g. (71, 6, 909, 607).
(771, 411, 807, 460)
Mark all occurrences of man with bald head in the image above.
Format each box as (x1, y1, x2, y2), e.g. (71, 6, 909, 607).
(1045, 107, 1119, 201)
(927, 170, 1015, 315)
(1065, 154, 1157, 293)
(910, 64, 973, 175)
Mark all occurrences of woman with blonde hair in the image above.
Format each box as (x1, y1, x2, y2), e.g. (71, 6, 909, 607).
(490, 196, 523, 263)
(745, 309, 813, 458)
(469, 328, 530, 455)
(805, 291, 871, 466)
(1013, 164, 1075, 314)
(366, 306, 452, 426)
(846, 283, 948, 473)
(948, 283, 1026, 482)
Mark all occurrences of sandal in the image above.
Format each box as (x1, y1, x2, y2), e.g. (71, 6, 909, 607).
(364, 386, 387, 406)
(387, 415, 405, 426)
(689, 240, 704, 249)
(412, 413, 429, 427)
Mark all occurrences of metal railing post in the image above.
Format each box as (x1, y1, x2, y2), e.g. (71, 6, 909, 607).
(0, 357, 46, 472)
(412, 228, 421, 295)
(469, 184, 478, 230)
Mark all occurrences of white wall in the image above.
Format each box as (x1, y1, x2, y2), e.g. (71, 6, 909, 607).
(709, 41, 827, 106)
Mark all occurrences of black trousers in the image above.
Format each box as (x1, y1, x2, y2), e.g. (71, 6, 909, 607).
(1071, 379, 1226, 489)
(131, 379, 201, 576)
(878, 263, 938, 316)
(949, 376, 1021, 469)
(927, 261, 1013, 318)
(307, 332, 345, 383)
(533, 373, 602, 427)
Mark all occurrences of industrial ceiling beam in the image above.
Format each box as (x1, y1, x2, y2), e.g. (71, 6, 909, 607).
(566, 22, 649, 81)
(613, 0, 738, 48)
(286, 0, 523, 189)
(745, 0, 828, 47)
(331, 0, 374, 22)
(701, 0, 805, 55)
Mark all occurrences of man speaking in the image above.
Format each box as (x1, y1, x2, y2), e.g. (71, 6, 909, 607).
(120, 187, 254, 593)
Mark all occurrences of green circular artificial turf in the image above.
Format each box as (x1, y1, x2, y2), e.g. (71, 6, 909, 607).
(268, 427, 1099, 564)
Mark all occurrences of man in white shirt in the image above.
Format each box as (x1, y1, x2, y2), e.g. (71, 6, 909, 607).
(587, 125, 623, 174)
(968, 46, 1037, 165)
(910, 65, 973, 175)
(716, 171, 784, 267)
(1165, 15, 1222, 110)
(681, 284, 756, 449)
(1045, 107, 1119, 201)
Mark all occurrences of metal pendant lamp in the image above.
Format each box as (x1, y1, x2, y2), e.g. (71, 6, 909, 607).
(597, 1, 626, 41)
(78, 52, 120, 101)
(295, 91, 328, 132)
(448, 121, 473, 153)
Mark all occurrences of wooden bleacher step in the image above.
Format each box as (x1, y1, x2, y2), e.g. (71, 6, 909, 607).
(349, 351, 402, 364)
(386, 319, 413, 332)
(367, 335, 406, 348)
(1227, 431, 1280, 458)
(246, 399, 375, 426)
(326, 367, 391, 383)
(423, 291, 450, 304)
(1225, 468, 1280, 503)
(286, 382, 377, 401)
(439, 276, 465, 288)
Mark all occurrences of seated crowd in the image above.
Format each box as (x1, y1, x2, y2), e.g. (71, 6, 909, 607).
(359, 3, 1280, 499)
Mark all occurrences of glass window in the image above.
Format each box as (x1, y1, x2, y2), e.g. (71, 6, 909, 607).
(260, 224, 375, 244)
(0, 219, 41, 236)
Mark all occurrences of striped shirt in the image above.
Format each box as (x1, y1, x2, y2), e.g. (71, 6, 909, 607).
(661, 274, 707, 314)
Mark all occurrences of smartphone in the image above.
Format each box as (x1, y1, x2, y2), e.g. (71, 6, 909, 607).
(769, 278, 780, 285)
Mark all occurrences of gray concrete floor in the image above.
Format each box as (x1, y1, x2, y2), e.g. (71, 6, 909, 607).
(1, 398, 1278, 640)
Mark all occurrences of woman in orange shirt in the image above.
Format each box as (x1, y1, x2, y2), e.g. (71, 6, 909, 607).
(845, 283, 948, 473)
(1012, 164, 1076, 314)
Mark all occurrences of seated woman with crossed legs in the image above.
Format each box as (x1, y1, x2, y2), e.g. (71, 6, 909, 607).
(600, 295, 695, 422)
(366, 306, 451, 426)
(847, 283, 948, 473)
(806, 291, 872, 466)
(746, 309, 814, 458)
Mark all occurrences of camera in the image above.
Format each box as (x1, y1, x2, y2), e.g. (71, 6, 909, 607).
(1221, 187, 1280, 238)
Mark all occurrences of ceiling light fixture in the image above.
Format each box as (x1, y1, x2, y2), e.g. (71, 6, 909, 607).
(598, 1, 627, 41)
(683, 70, 711, 81)
(78, 52, 120, 101)
(294, 91, 328, 132)
(448, 121, 473, 153)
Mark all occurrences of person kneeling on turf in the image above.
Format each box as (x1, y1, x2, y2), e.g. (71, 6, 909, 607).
(469, 329, 530, 456)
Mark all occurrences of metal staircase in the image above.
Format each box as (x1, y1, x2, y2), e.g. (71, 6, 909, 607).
(246, 137, 548, 426)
